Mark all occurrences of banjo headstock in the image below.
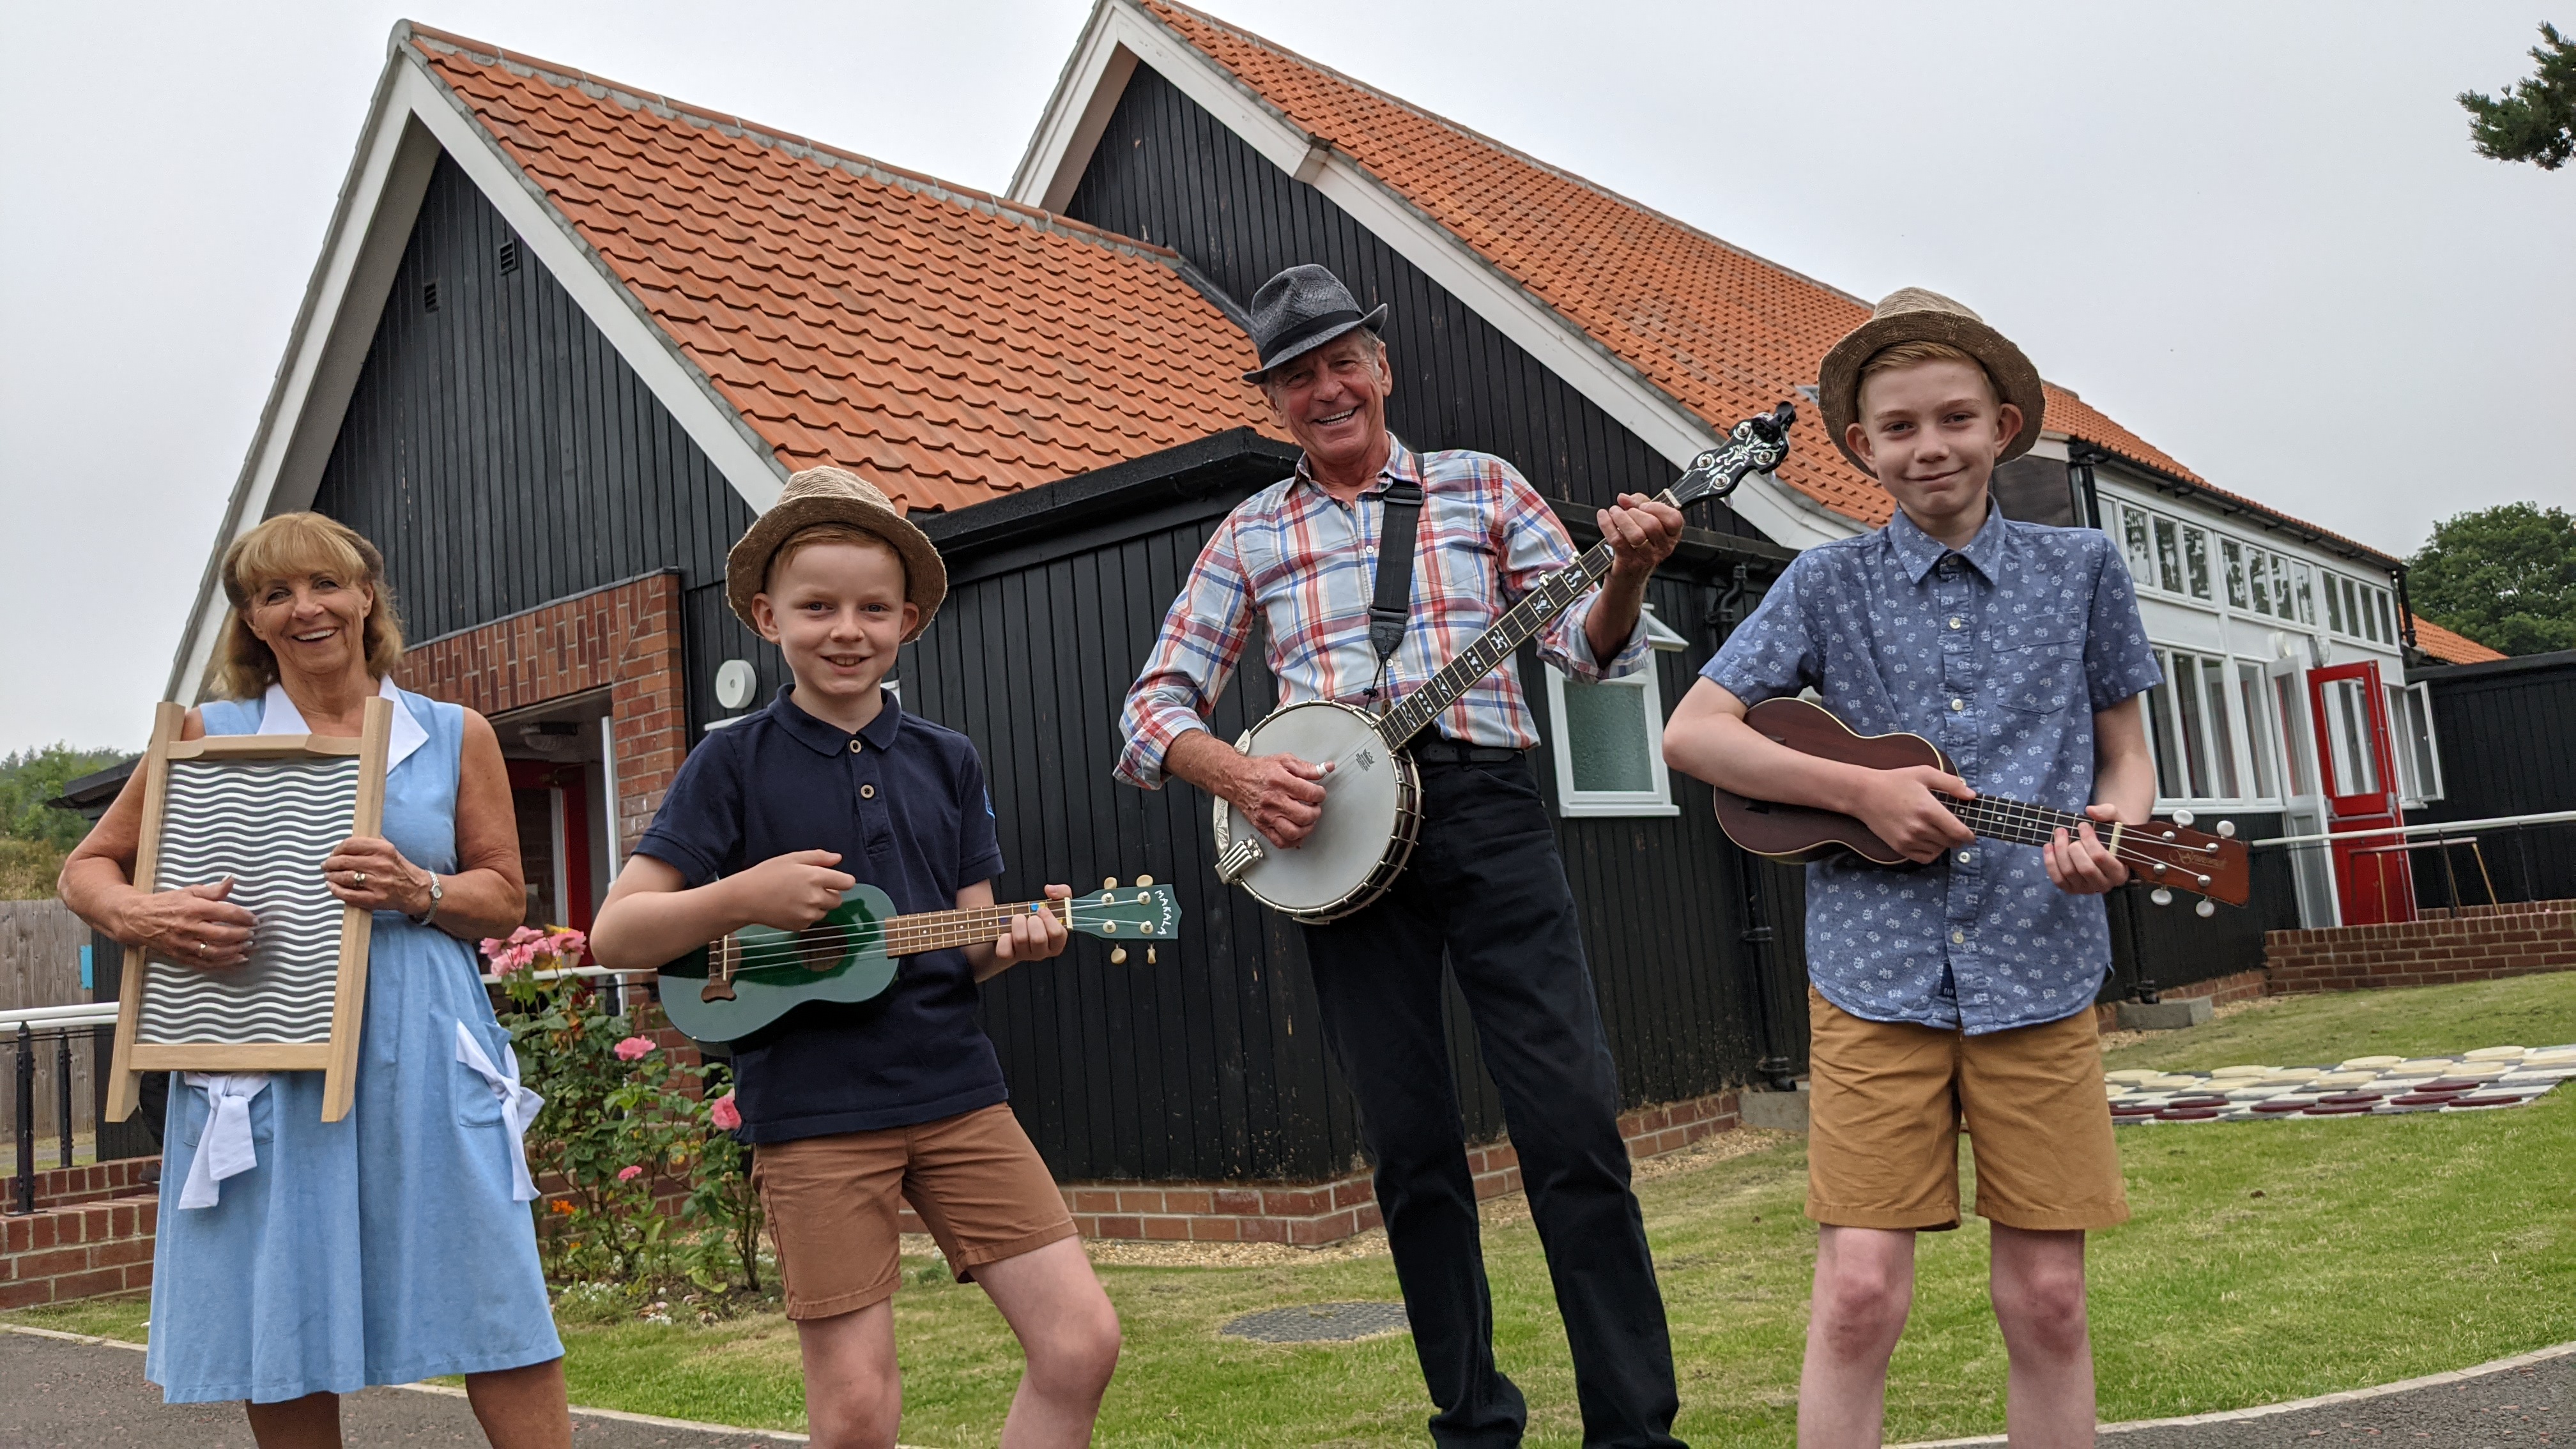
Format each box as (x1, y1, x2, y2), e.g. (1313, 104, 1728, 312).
(1669, 402, 1797, 513)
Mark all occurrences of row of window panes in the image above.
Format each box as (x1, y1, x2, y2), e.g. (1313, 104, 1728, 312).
(2116, 502, 2398, 645)
(2143, 648, 2280, 805)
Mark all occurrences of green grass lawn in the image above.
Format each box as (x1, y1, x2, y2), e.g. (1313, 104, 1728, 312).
(17, 975, 2576, 1446)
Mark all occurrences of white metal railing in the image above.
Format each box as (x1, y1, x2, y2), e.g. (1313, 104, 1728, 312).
(477, 964, 652, 986)
(2249, 808, 2576, 849)
(0, 1002, 120, 1032)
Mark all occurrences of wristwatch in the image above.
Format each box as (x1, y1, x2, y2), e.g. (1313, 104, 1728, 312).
(411, 871, 444, 926)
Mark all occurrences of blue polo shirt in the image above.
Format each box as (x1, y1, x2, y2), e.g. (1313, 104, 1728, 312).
(635, 687, 1008, 1143)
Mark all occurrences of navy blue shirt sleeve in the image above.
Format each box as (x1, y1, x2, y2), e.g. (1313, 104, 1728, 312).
(954, 744, 1005, 886)
(634, 734, 742, 889)
(2082, 539, 2164, 712)
(1699, 551, 1823, 705)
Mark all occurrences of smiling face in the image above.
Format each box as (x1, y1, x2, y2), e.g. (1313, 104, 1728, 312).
(753, 532, 917, 719)
(1845, 356, 2025, 546)
(1262, 328, 1393, 483)
(243, 569, 376, 686)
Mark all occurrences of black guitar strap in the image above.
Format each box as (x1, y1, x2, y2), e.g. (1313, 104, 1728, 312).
(1365, 479, 1426, 700)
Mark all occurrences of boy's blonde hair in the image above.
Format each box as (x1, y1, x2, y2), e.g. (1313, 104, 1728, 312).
(211, 512, 405, 700)
(1857, 339, 2000, 404)
(764, 522, 907, 594)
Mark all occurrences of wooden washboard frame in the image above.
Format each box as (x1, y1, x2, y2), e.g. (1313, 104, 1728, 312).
(106, 694, 393, 1124)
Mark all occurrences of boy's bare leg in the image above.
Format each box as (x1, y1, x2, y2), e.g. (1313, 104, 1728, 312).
(797, 1300, 903, 1449)
(1989, 1225, 2094, 1448)
(243, 1392, 339, 1448)
(464, 1357, 574, 1449)
(1798, 1225, 1916, 1449)
(972, 1236, 1123, 1448)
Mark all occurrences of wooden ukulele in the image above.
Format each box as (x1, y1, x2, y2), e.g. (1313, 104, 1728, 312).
(1710, 697, 2250, 910)
(654, 878, 1183, 1045)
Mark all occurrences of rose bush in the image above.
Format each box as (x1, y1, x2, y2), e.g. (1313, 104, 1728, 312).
(484, 928, 763, 1292)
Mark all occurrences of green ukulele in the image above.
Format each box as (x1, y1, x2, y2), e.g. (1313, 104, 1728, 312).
(654, 877, 1183, 1046)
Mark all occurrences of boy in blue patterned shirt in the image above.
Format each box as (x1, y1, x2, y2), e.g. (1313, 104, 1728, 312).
(1664, 291, 2161, 1447)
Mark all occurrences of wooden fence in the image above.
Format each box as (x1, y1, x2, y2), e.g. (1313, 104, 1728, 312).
(2, 900, 91, 1144)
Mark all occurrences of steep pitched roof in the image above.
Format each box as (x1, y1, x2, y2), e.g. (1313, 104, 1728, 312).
(406, 25, 1276, 514)
(1124, 1, 2391, 562)
(2410, 616, 2509, 666)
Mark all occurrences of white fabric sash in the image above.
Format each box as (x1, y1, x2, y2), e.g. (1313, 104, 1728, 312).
(257, 676, 428, 770)
(454, 1022, 546, 1202)
(178, 1073, 272, 1209)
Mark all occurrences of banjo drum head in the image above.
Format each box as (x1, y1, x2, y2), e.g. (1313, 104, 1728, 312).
(1219, 701, 1405, 917)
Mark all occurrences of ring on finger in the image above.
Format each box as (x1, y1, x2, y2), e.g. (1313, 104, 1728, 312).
(353, 871, 367, 885)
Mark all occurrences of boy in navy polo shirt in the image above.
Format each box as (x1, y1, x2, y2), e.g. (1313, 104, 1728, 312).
(1663, 292, 2160, 1447)
(593, 467, 1120, 1449)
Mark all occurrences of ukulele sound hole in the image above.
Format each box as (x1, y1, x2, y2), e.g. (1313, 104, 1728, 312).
(794, 931, 839, 972)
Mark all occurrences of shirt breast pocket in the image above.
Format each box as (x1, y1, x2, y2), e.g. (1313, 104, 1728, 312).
(1993, 639, 2085, 716)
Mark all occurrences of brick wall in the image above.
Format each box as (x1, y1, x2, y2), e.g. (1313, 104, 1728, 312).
(397, 571, 687, 859)
(897, 1089, 1744, 1247)
(0, 1158, 153, 1216)
(0, 1195, 154, 1310)
(2264, 898, 2576, 994)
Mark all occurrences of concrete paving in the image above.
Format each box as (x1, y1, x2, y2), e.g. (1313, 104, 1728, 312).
(0, 1330, 806, 1447)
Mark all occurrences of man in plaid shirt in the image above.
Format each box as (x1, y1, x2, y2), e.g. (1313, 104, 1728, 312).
(1117, 265, 1690, 1448)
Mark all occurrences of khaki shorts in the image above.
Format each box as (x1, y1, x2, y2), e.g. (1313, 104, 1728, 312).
(753, 1103, 1077, 1319)
(1805, 988, 2129, 1233)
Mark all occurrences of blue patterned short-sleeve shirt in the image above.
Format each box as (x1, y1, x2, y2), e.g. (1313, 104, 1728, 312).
(1703, 503, 2162, 1034)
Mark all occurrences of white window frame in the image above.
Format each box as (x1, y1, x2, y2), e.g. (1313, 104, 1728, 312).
(1543, 609, 1686, 818)
(2388, 680, 2446, 805)
(2140, 644, 2288, 811)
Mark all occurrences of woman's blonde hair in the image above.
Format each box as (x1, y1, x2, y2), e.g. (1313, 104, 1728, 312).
(211, 513, 406, 700)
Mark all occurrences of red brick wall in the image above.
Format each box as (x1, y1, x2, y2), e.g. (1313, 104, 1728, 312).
(395, 571, 688, 860)
(2264, 898, 2576, 994)
(0, 1158, 153, 1216)
(0, 1195, 155, 1309)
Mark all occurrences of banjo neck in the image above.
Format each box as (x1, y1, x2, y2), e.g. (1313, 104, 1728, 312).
(1371, 532, 1633, 750)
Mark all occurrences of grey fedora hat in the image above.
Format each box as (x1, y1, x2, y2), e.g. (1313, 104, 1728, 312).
(1239, 263, 1388, 383)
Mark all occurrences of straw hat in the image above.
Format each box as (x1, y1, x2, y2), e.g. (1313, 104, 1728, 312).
(1818, 288, 2045, 477)
(725, 467, 946, 641)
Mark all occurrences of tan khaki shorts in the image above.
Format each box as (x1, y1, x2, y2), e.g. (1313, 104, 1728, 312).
(752, 1102, 1077, 1320)
(1805, 988, 2129, 1233)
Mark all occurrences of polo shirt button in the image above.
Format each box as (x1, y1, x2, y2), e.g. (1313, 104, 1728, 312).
(1951, 929, 1966, 944)
(848, 740, 862, 754)
(1949, 697, 1964, 712)
(860, 784, 876, 799)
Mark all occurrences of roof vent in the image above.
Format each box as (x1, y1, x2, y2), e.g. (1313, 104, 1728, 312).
(498, 238, 521, 274)
(423, 280, 440, 313)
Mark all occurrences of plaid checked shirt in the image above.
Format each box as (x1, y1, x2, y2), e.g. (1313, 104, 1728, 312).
(1115, 434, 1650, 789)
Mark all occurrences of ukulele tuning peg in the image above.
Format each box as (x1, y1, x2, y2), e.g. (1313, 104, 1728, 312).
(2216, 820, 2236, 839)
(2171, 808, 2195, 827)
(1135, 874, 1153, 887)
(2150, 886, 2175, 907)
(1146, 947, 1158, 964)
(2195, 898, 2216, 918)
(1110, 946, 1128, 965)
(1103, 877, 1119, 890)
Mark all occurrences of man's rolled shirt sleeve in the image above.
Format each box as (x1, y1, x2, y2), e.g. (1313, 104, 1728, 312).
(1496, 466, 1650, 683)
(1115, 516, 1256, 790)
(1699, 555, 1823, 705)
(2083, 544, 2165, 710)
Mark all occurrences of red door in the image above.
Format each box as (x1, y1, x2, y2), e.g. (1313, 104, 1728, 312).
(2306, 661, 2412, 924)
(505, 760, 595, 937)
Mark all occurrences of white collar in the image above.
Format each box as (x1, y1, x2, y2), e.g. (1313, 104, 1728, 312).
(257, 676, 429, 772)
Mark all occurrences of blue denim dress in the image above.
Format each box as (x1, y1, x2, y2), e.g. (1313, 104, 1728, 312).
(144, 686, 561, 1403)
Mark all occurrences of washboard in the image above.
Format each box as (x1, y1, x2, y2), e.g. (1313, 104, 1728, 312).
(106, 695, 392, 1124)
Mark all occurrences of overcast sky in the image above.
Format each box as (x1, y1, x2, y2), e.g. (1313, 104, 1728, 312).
(3, 0, 2568, 755)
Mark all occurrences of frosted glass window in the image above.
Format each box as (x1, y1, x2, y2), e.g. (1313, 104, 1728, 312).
(1561, 680, 1653, 792)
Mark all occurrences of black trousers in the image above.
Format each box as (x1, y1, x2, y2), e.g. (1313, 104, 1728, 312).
(1301, 754, 1686, 1448)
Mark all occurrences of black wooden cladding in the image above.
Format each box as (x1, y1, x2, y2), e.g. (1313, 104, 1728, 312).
(2414, 650, 2576, 906)
(1064, 65, 1768, 539)
(2099, 809, 2299, 998)
(310, 154, 781, 736)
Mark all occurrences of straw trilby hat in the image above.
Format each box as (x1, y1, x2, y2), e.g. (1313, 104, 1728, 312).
(726, 466, 946, 641)
(1818, 288, 2045, 477)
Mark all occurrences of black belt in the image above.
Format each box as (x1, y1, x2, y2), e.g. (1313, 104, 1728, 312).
(1409, 739, 1524, 765)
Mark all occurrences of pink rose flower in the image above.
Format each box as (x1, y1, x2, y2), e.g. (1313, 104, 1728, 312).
(709, 1092, 742, 1131)
(614, 1036, 657, 1062)
(617, 1165, 643, 1183)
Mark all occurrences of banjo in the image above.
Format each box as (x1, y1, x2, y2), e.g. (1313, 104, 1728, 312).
(1213, 402, 1798, 922)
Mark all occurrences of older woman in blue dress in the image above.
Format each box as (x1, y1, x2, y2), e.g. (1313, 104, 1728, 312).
(62, 512, 569, 1449)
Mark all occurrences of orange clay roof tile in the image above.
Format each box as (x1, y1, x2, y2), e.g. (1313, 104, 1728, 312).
(404, 25, 1278, 514)
(2408, 617, 2508, 666)
(1133, 1, 2391, 561)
